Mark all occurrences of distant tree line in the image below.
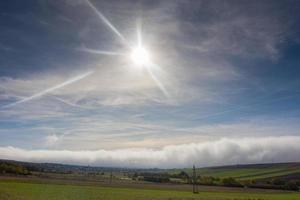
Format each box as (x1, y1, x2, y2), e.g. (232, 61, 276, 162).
(132, 172, 170, 183)
(0, 162, 29, 175)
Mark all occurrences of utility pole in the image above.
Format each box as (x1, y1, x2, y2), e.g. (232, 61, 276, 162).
(109, 170, 113, 184)
(192, 165, 198, 194)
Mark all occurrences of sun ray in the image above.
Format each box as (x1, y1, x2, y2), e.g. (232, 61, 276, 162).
(145, 63, 170, 98)
(85, 0, 129, 46)
(77, 47, 125, 56)
(136, 19, 142, 47)
(80, 2, 170, 99)
(131, 22, 170, 98)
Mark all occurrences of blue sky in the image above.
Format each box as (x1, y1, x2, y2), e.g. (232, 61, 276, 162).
(0, 0, 300, 168)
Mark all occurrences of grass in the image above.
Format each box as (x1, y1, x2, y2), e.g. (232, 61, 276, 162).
(0, 181, 300, 200)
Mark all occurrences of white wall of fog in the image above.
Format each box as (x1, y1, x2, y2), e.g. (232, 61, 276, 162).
(1, 136, 299, 168)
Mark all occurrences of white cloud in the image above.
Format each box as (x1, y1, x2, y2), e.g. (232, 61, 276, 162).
(0, 136, 299, 168)
(45, 134, 59, 146)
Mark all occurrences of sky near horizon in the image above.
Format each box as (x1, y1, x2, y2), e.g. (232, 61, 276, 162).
(0, 0, 300, 168)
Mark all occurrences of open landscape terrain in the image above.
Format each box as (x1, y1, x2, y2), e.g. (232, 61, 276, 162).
(1, 0, 300, 199)
(1, 180, 299, 200)
(0, 160, 299, 200)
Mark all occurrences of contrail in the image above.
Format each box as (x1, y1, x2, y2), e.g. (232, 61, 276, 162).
(1, 71, 93, 109)
(51, 95, 91, 110)
(193, 89, 300, 121)
(85, 0, 129, 46)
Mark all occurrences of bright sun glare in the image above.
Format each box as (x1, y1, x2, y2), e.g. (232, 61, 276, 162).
(130, 46, 151, 66)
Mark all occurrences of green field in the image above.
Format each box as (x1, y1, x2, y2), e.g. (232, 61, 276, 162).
(195, 167, 300, 180)
(168, 163, 300, 181)
(0, 181, 300, 200)
(1, 162, 299, 199)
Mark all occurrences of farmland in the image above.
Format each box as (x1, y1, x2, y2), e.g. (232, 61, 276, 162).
(0, 179, 300, 200)
(169, 163, 300, 180)
(0, 160, 300, 199)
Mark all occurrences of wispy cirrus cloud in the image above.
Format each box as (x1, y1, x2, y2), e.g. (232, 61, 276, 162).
(1, 113, 299, 150)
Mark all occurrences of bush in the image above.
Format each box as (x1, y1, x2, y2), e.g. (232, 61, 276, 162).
(198, 176, 216, 185)
(0, 163, 29, 175)
(271, 178, 285, 185)
(143, 176, 170, 183)
(248, 183, 285, 190)
(221, 177, 242, 187)
(171, 171, 189, 179)
(284, 180, 299, 191)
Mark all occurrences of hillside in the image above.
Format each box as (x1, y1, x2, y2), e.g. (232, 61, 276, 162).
(169, 163, 300, 181)
(1, 159, 299, 182)
(1, 160, 299, 190)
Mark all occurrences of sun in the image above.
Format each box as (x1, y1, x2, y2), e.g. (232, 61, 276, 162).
(130, 46, 151, 66)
